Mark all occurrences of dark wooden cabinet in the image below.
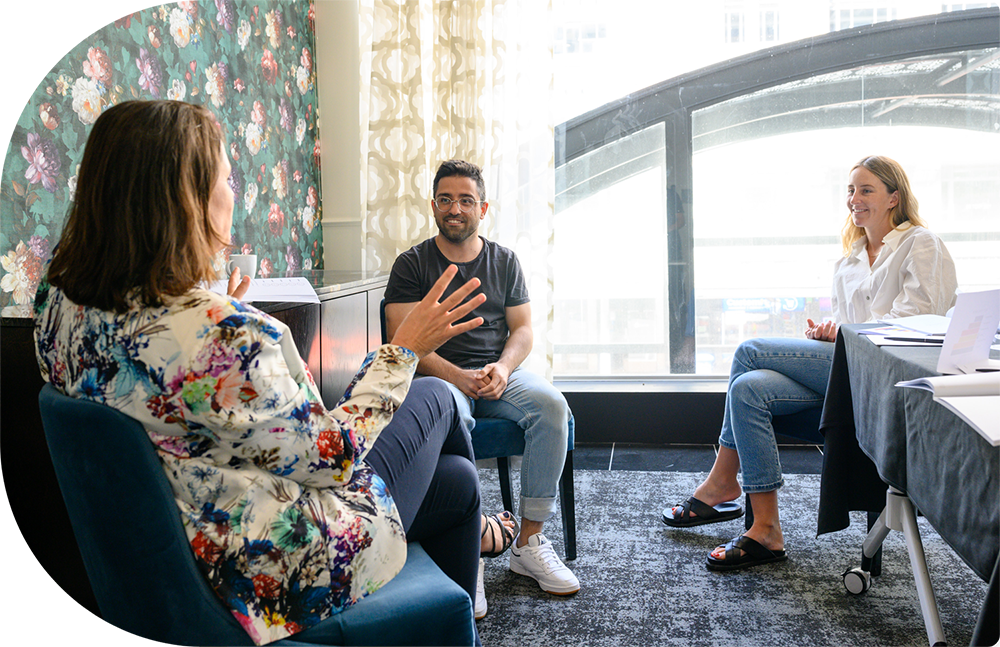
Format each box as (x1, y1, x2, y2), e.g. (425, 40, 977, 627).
(320, 291, 368, 407)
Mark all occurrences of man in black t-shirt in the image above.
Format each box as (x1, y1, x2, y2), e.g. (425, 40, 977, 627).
(384, 160, 579, 610)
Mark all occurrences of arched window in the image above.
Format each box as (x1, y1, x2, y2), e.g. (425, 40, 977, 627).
(553, 7, 1000, 377)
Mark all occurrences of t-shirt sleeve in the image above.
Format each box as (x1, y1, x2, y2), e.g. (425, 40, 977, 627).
(384, 248, 425, 304)
(505, 250, 530, 308)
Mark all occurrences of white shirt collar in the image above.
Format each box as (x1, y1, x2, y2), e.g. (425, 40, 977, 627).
(882, 221, 914, 251)
(851, 221, 915, 261)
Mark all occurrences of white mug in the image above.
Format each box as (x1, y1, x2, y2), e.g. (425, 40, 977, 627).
(227, 254, 258, 280)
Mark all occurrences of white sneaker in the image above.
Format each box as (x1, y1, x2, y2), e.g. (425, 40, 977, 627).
(509, 533, 580, 595)
(474, 558, 487, 620)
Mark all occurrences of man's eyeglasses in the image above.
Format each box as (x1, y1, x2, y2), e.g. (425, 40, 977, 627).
(433, 197, 482, 212)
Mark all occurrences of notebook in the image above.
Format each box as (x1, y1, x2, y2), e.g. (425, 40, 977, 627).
(936, 288, 1000, 375)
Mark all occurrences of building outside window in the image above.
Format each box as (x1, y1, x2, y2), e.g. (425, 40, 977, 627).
(726, 10, 745, 43)
(760, 8, 779, 41)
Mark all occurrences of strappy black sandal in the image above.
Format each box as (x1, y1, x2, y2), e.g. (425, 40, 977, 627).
(481, 511, 518, 558)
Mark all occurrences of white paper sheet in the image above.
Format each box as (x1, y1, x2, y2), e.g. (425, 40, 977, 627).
(204, 277, 320, 303)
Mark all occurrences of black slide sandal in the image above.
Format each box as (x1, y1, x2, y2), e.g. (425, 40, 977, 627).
(662, 496, 743, 528)
(706, 534, 788, 571)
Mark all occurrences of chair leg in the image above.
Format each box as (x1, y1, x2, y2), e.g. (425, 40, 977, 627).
(867, 509, 883, 578)
(497, 456, 514, 517)
(559, 451, 577, 561)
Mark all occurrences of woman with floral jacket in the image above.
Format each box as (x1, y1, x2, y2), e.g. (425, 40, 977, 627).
(34, 100, 488, 646)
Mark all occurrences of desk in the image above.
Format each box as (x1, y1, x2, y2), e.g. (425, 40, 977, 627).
(818, 323, 999, 643)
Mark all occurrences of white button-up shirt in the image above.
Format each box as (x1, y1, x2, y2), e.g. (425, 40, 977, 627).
(831, 223, 958, 324)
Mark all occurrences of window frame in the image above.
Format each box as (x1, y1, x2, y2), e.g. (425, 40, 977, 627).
(554, 8, 1000, 376)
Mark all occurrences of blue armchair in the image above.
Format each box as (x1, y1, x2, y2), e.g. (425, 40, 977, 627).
(37, 383, 476, 646)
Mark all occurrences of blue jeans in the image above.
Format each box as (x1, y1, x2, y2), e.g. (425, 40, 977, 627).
(436, 368, 570, 523)
(719, 337, 835, 493)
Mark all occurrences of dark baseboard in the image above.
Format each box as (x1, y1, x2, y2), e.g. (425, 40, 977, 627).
(564, 390, 726, 444)
(564, 390, 823, 446)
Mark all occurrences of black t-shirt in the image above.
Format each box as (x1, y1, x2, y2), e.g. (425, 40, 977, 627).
(384, 237, 530, 369)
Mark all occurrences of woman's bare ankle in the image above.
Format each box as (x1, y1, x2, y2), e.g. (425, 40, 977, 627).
(692, 480, 742, 507)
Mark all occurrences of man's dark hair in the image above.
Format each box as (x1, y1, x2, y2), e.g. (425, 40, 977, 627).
(433, 159, 486, 202)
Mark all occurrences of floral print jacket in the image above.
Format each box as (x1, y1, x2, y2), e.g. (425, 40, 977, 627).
(33, 278, 416, 645)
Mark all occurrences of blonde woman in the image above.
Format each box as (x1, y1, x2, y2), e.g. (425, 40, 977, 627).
(662, 155, 958, 571)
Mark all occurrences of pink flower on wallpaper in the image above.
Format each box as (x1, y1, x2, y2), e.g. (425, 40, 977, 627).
(261, 49, 278, 85)
(82, 47, 112, 86)
(293, 170, 302, 183)
(39, 103, 60, 130)
(241, 244, 253, 255)
(104, 0, 135, 29)
(259, 257, 274, 278)
(0, 0, 31, 52)
(215, 0, 236, 34)
(136, 48, 162, 97)
(279, 98, 293, 132)
(0, 57, 18, 112)
(21, 132, 61, 193)
(178, 0, 198, 19)
(233, 77, 245, 93)
(300, 47, 312, 72)
(251, 100, 266, 127)
(313, 140, 321, 171)
(306, 186, 318, 210)
(267, 202, 285, 236)
(48, 11, 72, 34)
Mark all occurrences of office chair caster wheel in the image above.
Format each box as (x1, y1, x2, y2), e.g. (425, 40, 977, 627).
(843, 567, 871, 595)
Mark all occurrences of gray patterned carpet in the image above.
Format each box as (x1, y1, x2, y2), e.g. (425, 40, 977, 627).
(475, 469, 987, 647)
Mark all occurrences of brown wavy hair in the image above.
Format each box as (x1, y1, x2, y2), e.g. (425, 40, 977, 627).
(840, 155, 927, 257)
(46, 100, 226, 312)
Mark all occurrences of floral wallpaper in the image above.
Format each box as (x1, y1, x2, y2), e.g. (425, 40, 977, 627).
(0, 0, 323, 310)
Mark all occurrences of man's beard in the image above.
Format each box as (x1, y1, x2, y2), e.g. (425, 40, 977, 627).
(437, 219, 477, 243)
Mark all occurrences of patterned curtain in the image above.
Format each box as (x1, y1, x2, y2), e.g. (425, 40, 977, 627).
(359, 0, 555, 377)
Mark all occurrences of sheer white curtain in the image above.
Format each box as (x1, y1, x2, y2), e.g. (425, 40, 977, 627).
(359, 0, 555, 377)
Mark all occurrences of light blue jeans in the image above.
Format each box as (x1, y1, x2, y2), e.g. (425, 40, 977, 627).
(719, 337, 835, 493)
(438, 367, 570, 523)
